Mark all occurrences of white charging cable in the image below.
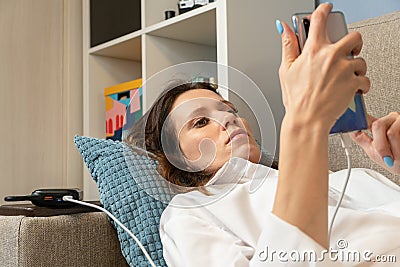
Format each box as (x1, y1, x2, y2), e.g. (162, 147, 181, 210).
(62, 196, 157, 267)
(63, 134, 352, 260)
(328, 133, 352, 242)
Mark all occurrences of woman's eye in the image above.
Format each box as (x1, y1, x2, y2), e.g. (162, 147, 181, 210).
(193, 117, 209, 128)
(228, 109, 238, 114)
(228, 108, 238, 116)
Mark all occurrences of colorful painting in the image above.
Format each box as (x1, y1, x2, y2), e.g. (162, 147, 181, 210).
(104, 79, 143, 141)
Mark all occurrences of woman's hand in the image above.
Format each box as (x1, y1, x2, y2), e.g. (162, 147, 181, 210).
(274, 3, 371, 248)
(278, 4, 370, 133)
(350, 112, 400, 175)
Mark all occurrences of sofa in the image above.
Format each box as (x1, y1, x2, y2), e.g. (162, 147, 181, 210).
(1, 11, 399, 267)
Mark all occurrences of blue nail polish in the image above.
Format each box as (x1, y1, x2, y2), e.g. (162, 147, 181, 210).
(383, 156, 394, 167)
(276, 20, 284, 35)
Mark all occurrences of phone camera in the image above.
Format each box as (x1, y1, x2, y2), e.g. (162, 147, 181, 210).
(303, 18, 310, 38)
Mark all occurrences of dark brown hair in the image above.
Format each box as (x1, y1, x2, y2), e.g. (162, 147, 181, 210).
(124, 81, 219, 187)
(124, 80, 278, 188)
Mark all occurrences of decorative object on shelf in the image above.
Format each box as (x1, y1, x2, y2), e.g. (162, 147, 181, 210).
(164, 10, 176, 20)
(104, 78, 143, 141)
(178, 0, 215, 14)
(192, 75, 218, 89)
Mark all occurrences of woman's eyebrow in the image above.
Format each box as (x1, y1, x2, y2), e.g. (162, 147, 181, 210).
(183, 99, 236, 122)
(219, 99, 236, 109)
(184, 106, 208, 121)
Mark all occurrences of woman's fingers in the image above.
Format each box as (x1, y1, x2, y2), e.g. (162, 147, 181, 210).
(370, 113, 398, 160)
(367, 113, 378, 128)
(352, 57, 367, 77)
(386, 113, 400, 165)
(349, 131, 374, 156)
(277, 20, 299, 107)
(354, 75, 370, 94)
(349, 114, 378, 149)
(342, 57, 369, 95)
(351, 57, 370, 94)
(336, 31, 363, 57)
(278, 20, 300, 68)
(351, 113, 400, 174)
(307, 3, 333, 44)
(277, 2, 371, 131)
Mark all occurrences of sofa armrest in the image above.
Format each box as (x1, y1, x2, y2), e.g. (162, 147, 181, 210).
(0, 212, 128, 267)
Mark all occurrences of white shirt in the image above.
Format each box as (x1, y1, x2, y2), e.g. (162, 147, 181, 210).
(160, 158, 400, 266)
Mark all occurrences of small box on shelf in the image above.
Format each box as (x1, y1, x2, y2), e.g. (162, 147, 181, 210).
(104, 78, 143, 141)
(178, 0, 215, 14)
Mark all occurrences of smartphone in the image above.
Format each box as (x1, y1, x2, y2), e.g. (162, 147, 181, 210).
(292, 11, 368, 134)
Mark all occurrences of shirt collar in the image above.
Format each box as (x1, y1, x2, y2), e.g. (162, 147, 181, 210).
(205, 157, 278, 186)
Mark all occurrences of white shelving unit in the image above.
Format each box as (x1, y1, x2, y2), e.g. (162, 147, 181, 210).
(82, 0, 313, 200)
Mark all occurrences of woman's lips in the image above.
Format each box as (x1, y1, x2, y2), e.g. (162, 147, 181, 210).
(226, 129, 248, 144)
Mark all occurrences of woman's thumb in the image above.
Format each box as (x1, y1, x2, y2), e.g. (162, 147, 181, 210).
(349, 131, 373, 149)
(276, 20, 300, 66)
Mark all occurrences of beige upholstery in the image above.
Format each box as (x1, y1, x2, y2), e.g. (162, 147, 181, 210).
(328, 11, 400, 185)
(0, 212, 128, 267)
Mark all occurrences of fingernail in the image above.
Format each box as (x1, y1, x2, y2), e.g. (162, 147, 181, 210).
(383, 156, 394, 167)
(276, 20, 284, 35)
(323, 2, 333, 6)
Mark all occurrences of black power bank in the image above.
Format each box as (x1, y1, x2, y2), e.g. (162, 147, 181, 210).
(4, 188, 83, 208)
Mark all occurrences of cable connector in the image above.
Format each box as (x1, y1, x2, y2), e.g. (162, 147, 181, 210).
(62, 195, 74, 201)
(339, 133, 352, 149)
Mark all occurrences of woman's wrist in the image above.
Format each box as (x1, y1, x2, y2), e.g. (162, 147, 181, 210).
(281, 113, 332, 137)
(279, 114, 330, 177)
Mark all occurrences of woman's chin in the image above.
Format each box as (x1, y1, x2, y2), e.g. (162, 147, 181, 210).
(230, 142, 260, 162)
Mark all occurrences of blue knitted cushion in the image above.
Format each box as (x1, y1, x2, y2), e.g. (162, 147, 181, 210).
(74, 135, 172, 267)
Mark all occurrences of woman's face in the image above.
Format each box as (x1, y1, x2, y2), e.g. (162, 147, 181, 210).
(168, 89, 261, 172)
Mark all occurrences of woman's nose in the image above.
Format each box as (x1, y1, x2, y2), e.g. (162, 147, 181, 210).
(220, 111, 238, 130)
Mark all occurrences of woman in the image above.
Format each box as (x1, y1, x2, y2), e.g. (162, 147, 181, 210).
(127, 3, 400, 266)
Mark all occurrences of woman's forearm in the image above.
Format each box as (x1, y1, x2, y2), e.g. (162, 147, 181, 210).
(273, 115, 330, 248)
(273, 3, 369, 249)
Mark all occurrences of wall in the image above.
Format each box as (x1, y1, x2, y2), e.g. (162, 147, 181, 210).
(226, 0, 314, 157)
(0, 0, 83, 205)
(318, 0, 400, 23)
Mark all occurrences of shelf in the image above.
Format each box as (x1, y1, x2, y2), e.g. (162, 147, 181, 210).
(83, 0, 314, 201)
(88, 30, 143, 61)
(87, 3, 217, 61)
(145, 3, 217, 46)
